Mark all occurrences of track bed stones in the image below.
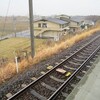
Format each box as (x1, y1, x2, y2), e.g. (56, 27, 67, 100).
(1, 32, 100, 100)
(7, 34, 100, 100)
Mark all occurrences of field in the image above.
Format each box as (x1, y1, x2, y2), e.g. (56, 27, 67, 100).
(0, 37, 47, 58)
(0, 17, 28, 37)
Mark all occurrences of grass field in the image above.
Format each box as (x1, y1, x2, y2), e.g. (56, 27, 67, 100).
(0, 20, 28, 36)
(0, 37, 47, 58)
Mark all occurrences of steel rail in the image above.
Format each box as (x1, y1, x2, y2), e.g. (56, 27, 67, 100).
(48, 45, 100, 100)
(8, 35, 100, 100)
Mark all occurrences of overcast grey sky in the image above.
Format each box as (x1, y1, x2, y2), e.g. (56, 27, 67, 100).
(0, 0, 100, 16)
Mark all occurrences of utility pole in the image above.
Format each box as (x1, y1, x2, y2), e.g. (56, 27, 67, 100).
(29, 0, 35, 58)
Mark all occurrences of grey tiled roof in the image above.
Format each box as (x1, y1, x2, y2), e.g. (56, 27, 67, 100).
(34, 18, 68, 24)
(46, 18, 68, 24)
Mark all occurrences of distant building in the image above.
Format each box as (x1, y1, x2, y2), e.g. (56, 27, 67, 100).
(34, 18, 69, 41)
(80, 20, 95, 30)
(55, 14, 80, 33)
(34, 15, 80, 41)
(55, 14, 71, 19)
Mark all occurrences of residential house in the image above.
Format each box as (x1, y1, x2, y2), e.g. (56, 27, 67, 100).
(34, 15, 80, 41)
(55, 14, 80, 33)
(80, 20, 95, 30)
(34, 18, 69, 41)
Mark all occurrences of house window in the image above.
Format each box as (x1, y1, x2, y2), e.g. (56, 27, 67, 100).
(42, 23, 47, 28)
(38, 23, 41, 28)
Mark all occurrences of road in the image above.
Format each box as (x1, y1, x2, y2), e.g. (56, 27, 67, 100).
(0, 30, 31, 41)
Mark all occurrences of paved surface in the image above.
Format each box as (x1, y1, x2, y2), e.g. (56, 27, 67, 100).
(66, 55, 100, 100)
(0, 30, 30, 41)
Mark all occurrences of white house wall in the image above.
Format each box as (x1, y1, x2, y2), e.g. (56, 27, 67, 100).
(42, 31, 61, 38)
(34, 21, 60, 29)
(69, 21, 78, 27)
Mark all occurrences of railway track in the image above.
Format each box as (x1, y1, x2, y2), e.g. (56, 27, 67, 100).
(8, 34, 100, 100)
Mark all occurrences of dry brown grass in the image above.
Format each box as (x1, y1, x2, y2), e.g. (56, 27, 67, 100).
(0, 20, 28, 36)
(0, 26, 100, 84)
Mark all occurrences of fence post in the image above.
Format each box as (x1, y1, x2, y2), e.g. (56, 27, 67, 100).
(15, 57, 19, 73)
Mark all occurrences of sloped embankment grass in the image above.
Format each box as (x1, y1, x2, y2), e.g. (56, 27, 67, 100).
(0, 26, 100, 84)
(0, 38, 47, 58)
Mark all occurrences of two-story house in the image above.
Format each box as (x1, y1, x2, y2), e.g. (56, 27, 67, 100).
(34, 18, 69, 41)
(56, 14, 80, 33)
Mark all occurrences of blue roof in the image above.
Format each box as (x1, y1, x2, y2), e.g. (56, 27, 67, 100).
(35, 18, 68, 25)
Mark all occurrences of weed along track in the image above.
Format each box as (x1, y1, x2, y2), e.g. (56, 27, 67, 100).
(7, 34, 100, 100)
(0, 32, 99, 100)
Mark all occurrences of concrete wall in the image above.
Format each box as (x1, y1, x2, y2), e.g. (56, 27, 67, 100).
(69, 21, 78, 26)
(39, 30, 62, 41)
(42, 31, 60, 37)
